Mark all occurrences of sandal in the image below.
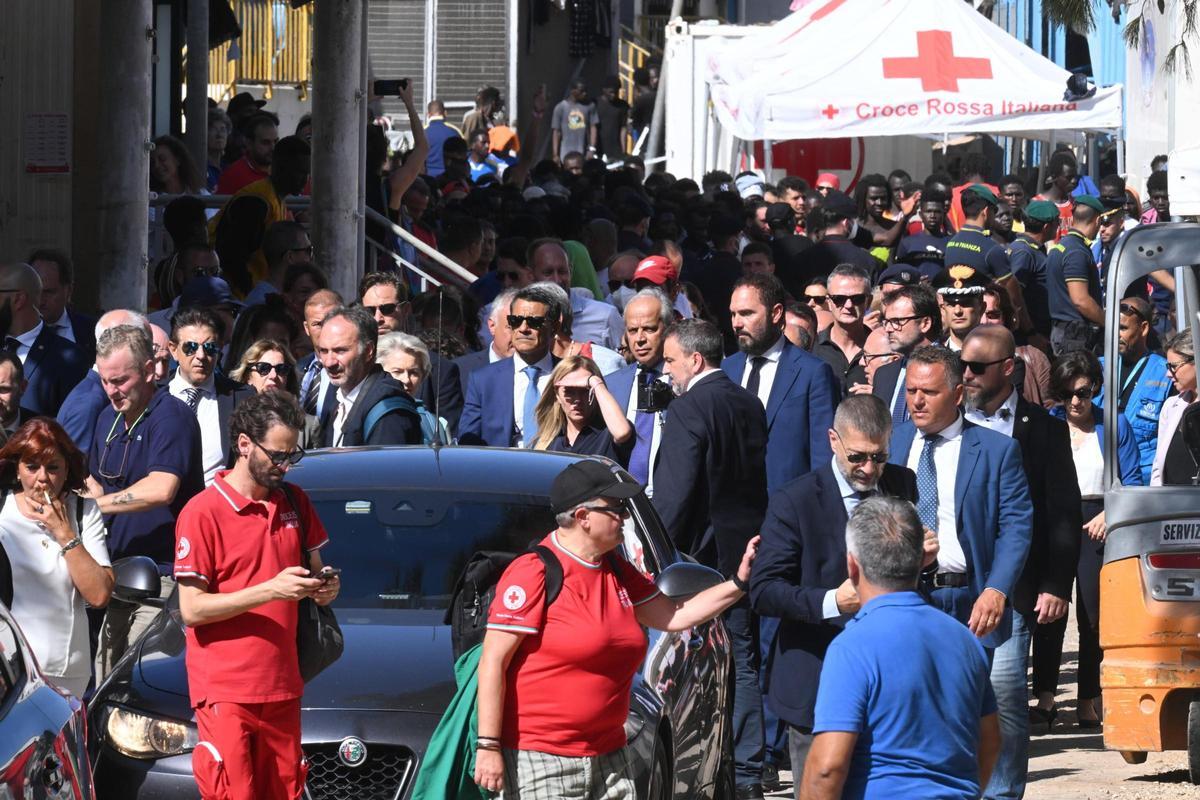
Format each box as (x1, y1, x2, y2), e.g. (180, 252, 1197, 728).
(1029, 705, 1057, 727)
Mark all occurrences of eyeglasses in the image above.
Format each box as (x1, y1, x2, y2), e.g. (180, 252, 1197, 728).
(508, 314, 549, 330)
(253, 440, 305, 467)
(828, 293, 868, 307)
(97, 409, 149, 482)
(247, 361, 293, 377)
(363, 302, 408, 318)
(289, 245, 315, 257)
(843, 450, 889, 465)
(1066, 386, 1096, 401)
(1168, 357, 1194, 375)
(180, 340, 221, 358)
(861, 352, 895, 366)
(609, 278, 634, 292)
(583, 503, 630, 520)
(881, 314, 925, 330)
(962, 357, 1009, 374)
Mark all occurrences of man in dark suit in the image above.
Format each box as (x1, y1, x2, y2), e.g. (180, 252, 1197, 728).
(359, 271, 463, 435)
(453, 289, 517, 395)
(887, 345, 1032, 655)
(28, 249, 97, 360)
(653, 318, 769, 800)
(297, 289, 343, 417)
(459, 284, 561, 447)
(0, 262, 88, 417)
(751, 394, 920, 793)
(962, 325, 1079, 800)
(872, 283, 941, 425)
(315, 306, 421, 447)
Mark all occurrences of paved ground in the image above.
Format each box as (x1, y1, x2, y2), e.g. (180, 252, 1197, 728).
(763, 624, 1200, 799)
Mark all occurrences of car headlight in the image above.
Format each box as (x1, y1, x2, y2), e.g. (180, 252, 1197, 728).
(102, 706, 199, 759)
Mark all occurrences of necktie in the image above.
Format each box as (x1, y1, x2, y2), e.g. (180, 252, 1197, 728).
(915, 434, 941, 533)
(521, 365, 541, 447)
(627, 368, 658, 484)
(891, 366, 909, 425)
(302, 361, 322, 415)
(846, 489, 871, 515)
(745, 356, 767, 402)
(183, 387, 202, 412)
(333, 399, 349, 446)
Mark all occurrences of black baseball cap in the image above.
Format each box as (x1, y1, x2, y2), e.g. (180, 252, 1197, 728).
(822, 190, 858, 221)
(550, 461, 643, 513)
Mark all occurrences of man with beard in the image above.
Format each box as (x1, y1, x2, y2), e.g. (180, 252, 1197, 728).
(872, 283, 942, 425)
(654, 319, 768, 799)
(175, 390, 339, 800)
(961, 325, 1079, 800)
(750, 395, 920, 794)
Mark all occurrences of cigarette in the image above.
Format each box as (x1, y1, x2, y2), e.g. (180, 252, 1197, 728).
(43, 490, 52, 505)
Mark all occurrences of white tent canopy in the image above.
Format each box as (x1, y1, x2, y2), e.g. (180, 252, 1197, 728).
(705, 0, 1123, 141)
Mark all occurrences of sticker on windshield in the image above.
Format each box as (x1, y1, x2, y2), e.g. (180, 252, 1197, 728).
(344, 501, 372, 515)
(1160, 520, 1200, 544)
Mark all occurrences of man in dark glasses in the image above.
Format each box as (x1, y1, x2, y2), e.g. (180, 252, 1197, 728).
(750, 394, 919, 789)
(813, 264, 872, 396)
(166, 308, 254, 485)
(960, 324, 1079, 798)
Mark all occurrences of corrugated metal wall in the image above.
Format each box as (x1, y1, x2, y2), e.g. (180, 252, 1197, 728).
(0, 0, 75, 260)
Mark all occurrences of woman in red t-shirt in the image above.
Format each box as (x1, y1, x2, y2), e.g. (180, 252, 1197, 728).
(474, 461, 759, 798)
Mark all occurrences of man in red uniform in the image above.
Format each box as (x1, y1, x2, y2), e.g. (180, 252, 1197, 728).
(174, 391, 339, 800)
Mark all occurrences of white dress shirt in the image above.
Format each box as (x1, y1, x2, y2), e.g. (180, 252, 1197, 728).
(625, 361, 668, 498)
(686, 367, 722, 391)
(906, 414, 967, 574)
(822, 457, 875, 618)
(512, 351, 554, 441)
(8, 320, 43, 363)
(169, 371, 228, 485)
(964, 389, 1018, 439)
(46, 309, 76, 345)
(739, 335, 786, 408)
(332, 379, 366, 447)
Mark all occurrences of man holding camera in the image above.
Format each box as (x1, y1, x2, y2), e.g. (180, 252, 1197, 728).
(175, 391, 339, 800)
(606, 288, 674, 492)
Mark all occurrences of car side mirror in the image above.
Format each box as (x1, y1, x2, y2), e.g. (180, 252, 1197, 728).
(655, 561, 726, 599)
(112, 556, 164, 608)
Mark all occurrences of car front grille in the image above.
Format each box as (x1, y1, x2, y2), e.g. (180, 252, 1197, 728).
(304, 743, 414, 800)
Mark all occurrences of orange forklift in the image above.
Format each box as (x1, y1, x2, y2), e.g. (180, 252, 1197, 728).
(1100, 222, 1200, 779)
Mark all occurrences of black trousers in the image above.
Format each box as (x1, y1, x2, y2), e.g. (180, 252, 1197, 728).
(1031, 498, 1105, 701)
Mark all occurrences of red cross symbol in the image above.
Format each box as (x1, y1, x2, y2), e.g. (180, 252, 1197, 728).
(882, 30, 992, 93)
(821, 104, 839, 120)
(506, 589, 521, 605)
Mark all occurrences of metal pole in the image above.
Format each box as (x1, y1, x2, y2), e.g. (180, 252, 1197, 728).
(185, 0, 209, 173)
(357, 0, 368, 280)
(645, 0, 684, 166)
(97, 0, 153, 311)
(311, 0, 365, 302)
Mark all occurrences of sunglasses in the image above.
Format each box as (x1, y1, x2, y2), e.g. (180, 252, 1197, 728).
(1168, 357, 1194, 375)
(1066, 386, 1095, 401)
(804, 293, 828, 304)
(828, 293, 868, 307)
(508, 314, 549, 330)
(609, 278, 635, 292)
(962, 357, 1009, 374)
(363, 302, 407, 318)
(253, 440, 305, 467)
(816, 185, 834, 193)
(180, 340, 221, 358)
(583, 503, 630, 520)
(247, 361, 293, 377)
(881, 314, 925, 330)
(1118, 302, 1150, 323)
(844, 451, 889, 465)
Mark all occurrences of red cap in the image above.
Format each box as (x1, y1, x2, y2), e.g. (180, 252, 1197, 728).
(816, 172, 841, 190)
(633, 255, 677, 286)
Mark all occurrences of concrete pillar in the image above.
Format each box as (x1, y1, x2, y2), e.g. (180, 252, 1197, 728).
(96, 0, 153, 312)
(311, 0, 365, 301)
(185, 0, 209, 174)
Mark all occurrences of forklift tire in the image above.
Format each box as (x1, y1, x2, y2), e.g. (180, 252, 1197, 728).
(1189, 700, 1200, 783)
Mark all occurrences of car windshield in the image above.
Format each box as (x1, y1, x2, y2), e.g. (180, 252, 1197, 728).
(310, 489, 557, 610)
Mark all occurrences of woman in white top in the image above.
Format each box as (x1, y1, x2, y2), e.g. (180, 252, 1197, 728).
(0, 419, 113, 697)
(1152, 328, 1196, 486)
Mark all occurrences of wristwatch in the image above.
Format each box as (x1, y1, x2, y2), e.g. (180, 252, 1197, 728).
(60, 537, 82, 556)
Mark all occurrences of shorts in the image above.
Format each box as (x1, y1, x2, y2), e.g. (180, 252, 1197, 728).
(192, 698, 307, 800)
(500, 746, 636, 800)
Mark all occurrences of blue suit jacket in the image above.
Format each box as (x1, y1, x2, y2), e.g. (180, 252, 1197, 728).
(56, 370, 109, 451)
(459, 357, 519, 447)
(453, 349, 491, 397)
(722, 339, 839, 491)
(889, 419, 1033, 647)
(606, 362, 638, 410)
(23, 325, 89, 417)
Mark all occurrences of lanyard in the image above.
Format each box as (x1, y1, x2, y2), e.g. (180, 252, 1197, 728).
(105, 406, 148, 446)
(1120, 356, 1149, 397)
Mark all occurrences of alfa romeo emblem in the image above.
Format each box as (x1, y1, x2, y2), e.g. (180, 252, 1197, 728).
(338, 737, 368, 768)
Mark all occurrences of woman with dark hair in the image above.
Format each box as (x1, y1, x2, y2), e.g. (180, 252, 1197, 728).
(1030, 350, 1141, 729)
(150, 135, 206, 195)
(0, 418, 112, 697)
(530, 356, 633, 465)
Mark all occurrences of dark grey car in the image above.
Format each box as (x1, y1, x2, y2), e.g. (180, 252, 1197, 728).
(88, 446, 735, 799)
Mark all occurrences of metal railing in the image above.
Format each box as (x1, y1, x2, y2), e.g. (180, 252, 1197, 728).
(201, 0, 314, 100)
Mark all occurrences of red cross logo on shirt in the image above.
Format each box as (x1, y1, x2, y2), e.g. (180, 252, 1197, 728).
(882, 30, 993, 92)
(507, 589, 521, 605)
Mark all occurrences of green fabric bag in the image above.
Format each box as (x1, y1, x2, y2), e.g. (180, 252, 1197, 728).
(410, 643, 489, 800)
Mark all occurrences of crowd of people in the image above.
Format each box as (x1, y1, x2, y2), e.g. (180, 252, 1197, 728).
(0, 79, 1193, 799)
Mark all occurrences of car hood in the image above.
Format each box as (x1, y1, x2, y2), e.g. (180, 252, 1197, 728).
(137, 609, 457, 714)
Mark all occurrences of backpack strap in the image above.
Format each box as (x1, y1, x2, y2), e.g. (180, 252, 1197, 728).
(530, 545, 564, 608)
(280, 483, 311, 572)
(363, 395, 420, 442)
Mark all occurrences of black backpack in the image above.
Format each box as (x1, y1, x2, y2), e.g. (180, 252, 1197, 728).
(444, 545, 564, 661)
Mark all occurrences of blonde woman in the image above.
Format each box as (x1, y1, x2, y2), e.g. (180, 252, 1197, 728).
(230, 339, 321, 448)
(530, 356, 634, 465)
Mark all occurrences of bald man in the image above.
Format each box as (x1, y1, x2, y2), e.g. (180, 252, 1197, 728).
(58, 309, 154, 450)
(298, 289, 344, 415)
(0, 262, 88, 416)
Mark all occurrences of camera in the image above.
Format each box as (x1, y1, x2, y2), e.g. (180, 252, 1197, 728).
(373, 79, 409, 96)
(637, 370, 673, 413)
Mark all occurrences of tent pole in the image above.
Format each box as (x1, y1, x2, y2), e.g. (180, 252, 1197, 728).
(1116, 131, 1126, 176)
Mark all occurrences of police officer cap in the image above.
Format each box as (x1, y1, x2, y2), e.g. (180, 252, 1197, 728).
(965, 184, 1000, 206)
(1023, 200, 1059, 224)
(932, 265, 988, 295)
(821, 190, 858, 221)
(877, 263, 923, 287)
(1073, 194, 1106, 214)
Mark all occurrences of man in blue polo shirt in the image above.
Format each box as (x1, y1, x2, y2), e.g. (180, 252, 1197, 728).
(86, 324, 204, 679)
(1046, 195, 1105, 356)
(800, 497, 1000, 800)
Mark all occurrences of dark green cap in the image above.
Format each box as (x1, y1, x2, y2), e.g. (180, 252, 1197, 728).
(1023, 200, 1059, 224)
(965, 183, 999, 206)
(1073, 194, 1105, 214)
